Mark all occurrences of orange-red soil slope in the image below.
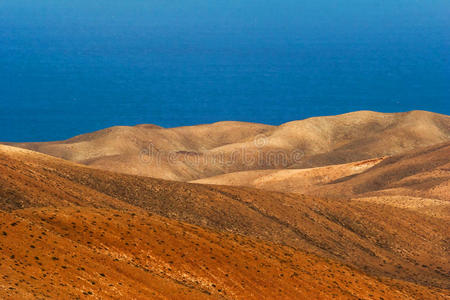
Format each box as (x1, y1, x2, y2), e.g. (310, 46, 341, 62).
(4, 207, 447, 299)
(0, 144, 449, 298)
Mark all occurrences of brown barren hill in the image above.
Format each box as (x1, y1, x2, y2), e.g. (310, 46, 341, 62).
(1, 144, 449, 293)
(5, 110, 450, 181)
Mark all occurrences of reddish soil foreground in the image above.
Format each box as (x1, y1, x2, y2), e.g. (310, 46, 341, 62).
(1, 207, 447, 299)
(0, 144, 449, 298)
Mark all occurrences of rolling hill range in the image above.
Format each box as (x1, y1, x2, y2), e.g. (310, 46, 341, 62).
(1, 144, 449, 296)
(5, 110, 450, 181)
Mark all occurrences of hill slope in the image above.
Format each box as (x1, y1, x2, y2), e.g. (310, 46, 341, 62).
(1, 144, 449, 291)
(4, 206, 447, 299)
(5, 110, 450, 181)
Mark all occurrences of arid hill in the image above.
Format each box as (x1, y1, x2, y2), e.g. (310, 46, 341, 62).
(6, 110, 450, 181)
(1, 144, 449, 293)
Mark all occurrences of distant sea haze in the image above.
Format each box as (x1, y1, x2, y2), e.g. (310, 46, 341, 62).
(0, 0, 449, 142)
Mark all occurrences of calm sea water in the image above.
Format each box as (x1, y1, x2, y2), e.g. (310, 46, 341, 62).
(0, 0, 449, 142)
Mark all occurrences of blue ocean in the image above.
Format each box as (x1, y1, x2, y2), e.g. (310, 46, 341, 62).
(0, 0, 449, 142)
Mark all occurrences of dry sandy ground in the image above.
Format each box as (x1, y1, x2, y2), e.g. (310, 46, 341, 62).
(5, 110, 450, 181)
